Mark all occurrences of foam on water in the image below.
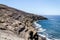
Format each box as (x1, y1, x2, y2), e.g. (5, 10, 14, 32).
(34, 22, 46, 32)
(46, 38, 60, 40)
(34, 21, 60, 40)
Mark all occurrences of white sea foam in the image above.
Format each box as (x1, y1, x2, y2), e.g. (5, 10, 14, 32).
(34, 22, 41, 28)
(34, 21, 60, 40)
(38, 34, 46, 37)
(34, 21, 46, 32)
(46, 38, 60, 40)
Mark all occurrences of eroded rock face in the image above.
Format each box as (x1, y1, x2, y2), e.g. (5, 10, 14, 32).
(0, 4, 47, 40)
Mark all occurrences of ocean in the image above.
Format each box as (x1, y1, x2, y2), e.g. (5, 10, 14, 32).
(34, 15, 60, 40)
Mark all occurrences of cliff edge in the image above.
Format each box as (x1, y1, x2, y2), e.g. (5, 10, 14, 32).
(0, 4, 47, 40)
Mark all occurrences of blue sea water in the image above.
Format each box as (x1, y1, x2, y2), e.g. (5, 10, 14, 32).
(36, 15, 60, 40)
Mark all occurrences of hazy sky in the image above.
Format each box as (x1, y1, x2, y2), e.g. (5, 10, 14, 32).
(0, 0, 60, 15)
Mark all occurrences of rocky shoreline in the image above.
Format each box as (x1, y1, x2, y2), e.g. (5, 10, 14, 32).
(0, 4, 47, 40)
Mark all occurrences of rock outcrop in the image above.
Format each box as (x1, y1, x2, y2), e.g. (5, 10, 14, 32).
(0, 4, 47, 40)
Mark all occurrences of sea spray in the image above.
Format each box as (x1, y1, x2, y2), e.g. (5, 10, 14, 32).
(33, 21, 46, 38)
(33, 21, 46, 32)
(33, 21, 60, 40)
(34, 21, 52, 40)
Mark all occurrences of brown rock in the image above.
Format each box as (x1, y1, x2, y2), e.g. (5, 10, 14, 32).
(0, 4, 47, 40)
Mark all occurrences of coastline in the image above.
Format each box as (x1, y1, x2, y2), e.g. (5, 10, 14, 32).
(33, 21, 46, 39)
(36, 18, 60, 40)
(0, 4, 47, 40)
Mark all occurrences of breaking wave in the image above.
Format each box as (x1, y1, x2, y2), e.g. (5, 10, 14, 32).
(34, 21, 60, 40)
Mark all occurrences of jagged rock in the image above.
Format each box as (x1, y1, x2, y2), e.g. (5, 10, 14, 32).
(0, 4, 47, 40)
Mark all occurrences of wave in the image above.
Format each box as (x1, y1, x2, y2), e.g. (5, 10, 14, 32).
(34, 21, 60, 40)
(46, 38, 60, 40)
(33, 22, 46, 32)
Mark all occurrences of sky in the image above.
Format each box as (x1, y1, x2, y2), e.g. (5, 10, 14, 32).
(0, 0, 60, 15)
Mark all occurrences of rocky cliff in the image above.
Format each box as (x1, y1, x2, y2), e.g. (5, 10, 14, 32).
(0, 4, 47, 40)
